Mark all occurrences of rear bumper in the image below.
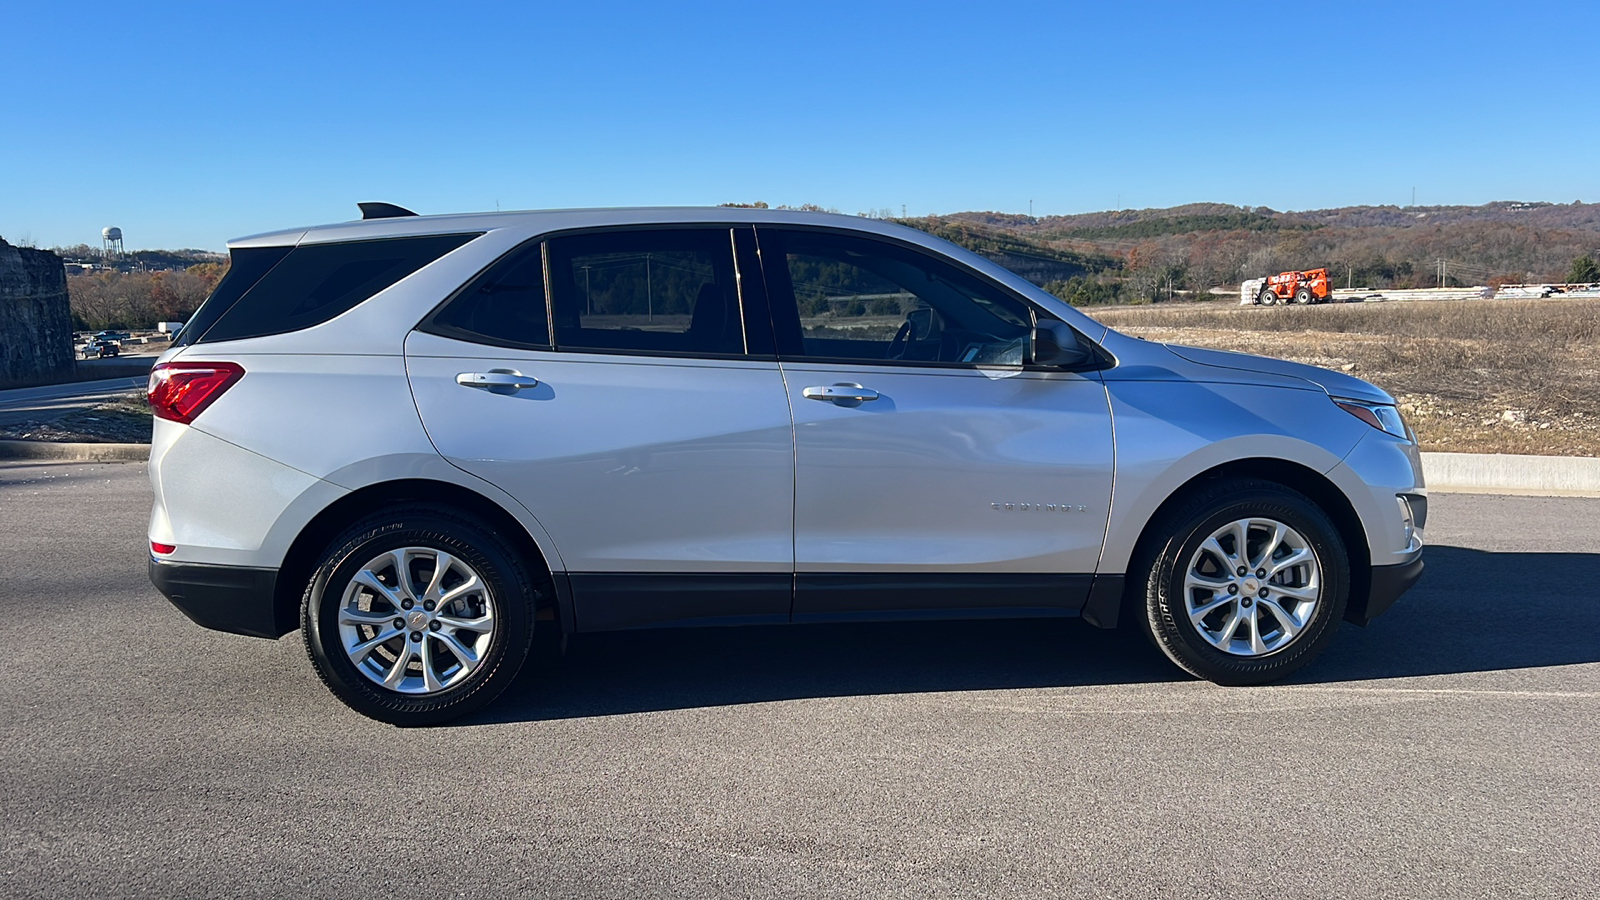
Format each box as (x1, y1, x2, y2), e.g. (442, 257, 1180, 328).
(149, 557, 289, 639)
(1345, 553, 1424, 626)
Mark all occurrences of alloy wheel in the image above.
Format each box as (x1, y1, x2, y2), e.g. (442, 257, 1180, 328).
(336, 547, 499, 694)
(1182, 517, 1321, 657)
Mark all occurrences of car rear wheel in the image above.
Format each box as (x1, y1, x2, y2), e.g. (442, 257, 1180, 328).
(301, 505, 537, 725)
(1135, 479, 1348, 685)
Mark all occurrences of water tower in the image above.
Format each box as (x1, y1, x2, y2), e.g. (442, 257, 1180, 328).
(102, 226, 124, 257)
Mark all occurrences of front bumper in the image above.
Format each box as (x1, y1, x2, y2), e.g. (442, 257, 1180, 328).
(1344, 553, 1424, 626)
(149, 557, 288, 639)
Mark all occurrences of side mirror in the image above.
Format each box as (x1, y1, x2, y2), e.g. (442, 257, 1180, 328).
(1032, 320, 1093, 368)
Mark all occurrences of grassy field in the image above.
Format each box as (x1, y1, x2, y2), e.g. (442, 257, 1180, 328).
(1088, 298, 1600, 457)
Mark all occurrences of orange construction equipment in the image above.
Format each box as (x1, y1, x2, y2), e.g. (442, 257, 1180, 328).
(1254, 268, 1331, 305)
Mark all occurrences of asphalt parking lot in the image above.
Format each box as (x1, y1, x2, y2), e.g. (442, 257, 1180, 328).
(1, 461, 1596, 899)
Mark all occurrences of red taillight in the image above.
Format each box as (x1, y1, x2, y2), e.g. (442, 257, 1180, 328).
(151, 541, 176, 555)
(147, 362, 245, 424)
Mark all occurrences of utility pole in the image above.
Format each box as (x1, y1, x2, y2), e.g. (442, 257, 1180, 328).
(1029, 199, 1033, 218)
(1347, 264, 1353, 289)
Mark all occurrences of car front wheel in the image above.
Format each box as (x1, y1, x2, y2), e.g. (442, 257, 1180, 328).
(301, 505, 537, 725)
(1136, 480, 1349, 685)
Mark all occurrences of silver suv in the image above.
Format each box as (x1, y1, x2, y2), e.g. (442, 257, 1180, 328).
(147, 206, 1424, 725)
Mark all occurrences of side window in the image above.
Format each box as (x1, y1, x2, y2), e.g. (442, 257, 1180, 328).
(546, 229, 744, 356)
(764, 230, 1034, 366)
(174, 245, 291, 347)
(193, 233, 479, 344)
(424, 241, 550, 349)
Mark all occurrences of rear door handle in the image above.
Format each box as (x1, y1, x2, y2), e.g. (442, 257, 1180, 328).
(802, 383, 879, 406)
(457, 370, 540, 394)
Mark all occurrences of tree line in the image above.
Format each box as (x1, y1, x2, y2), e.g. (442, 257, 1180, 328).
(67, 265, 223, 331)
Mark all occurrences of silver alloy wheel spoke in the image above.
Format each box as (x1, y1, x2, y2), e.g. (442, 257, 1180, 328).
(387, 549, 417, 600)
(1267, 547, 1313, 578)
(1188, 594, 1233, 624)
(423, 551, 456, 602)
(436, 612, 493, 632)
(1254, 521, 1288, 570)
(347, 627, 402, 664)
(383, 645, 414, 687)
(1202, 536, 1237, 570)
(439, 576, 482, 607)
(1245, 607, 1267, 655)
(339, 605, 396, 627)
(1273, 580, 1320, 601)
(350, 570, 403, 608)
(433, 631, 481, 672)
(1257, 597, 1303, 640)
(337, 546, 498, 696)
(418, 638, 443, 693)
(1184, 517, 1321, 658)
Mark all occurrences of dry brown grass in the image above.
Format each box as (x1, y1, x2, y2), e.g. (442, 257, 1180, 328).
(0, 394, 152, 444)
(1088, 298, 1600, 456)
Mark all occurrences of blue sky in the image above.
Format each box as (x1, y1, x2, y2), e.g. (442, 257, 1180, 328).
(2, 0, 1596, 250)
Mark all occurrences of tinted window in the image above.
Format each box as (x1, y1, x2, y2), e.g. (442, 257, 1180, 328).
(763, 230, 1033, 366)
(424, 241, 550, 349)
(192, 233, 479, 344)
(173, 245, 291, 347)
(547, 229, 743, 356)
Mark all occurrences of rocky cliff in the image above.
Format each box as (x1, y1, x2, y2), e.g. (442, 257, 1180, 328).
(0, 238, 74, 389)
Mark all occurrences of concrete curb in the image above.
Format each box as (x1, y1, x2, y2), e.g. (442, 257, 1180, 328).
(0, 440, 150, 462)
(1422, 452, 1600, 497)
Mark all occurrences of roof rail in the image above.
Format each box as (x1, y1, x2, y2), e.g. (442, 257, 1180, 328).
(358, 202, 418, 220)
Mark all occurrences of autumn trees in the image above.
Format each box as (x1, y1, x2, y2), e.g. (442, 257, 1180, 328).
(67, 265, 222, 331)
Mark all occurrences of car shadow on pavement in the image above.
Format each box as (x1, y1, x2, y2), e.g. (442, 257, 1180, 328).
(477, 617, 1180, 725)
(1302, 543, 1600, 683)
(472, 543, 1600, 724)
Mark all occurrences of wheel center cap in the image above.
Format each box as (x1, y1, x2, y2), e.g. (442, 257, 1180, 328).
(407, 610, 430, 630)
(1242, 578, 1261, 595)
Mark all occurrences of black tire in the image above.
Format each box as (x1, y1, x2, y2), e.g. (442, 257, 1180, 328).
(1258, 289, 1278, 306)
(1294, 287, 1315, 305)
(1133, 479, 1348, 685)
(301, 505, 538, 726)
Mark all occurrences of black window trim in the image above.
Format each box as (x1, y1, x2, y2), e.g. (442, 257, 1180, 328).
(415, 237, 554, 352)
(192, 232, 484, 345)
(417, 223, 779, 362)
(544, 224, 773, 362)
(752, 223, 1113, 373)
(174, 244, 294, 347)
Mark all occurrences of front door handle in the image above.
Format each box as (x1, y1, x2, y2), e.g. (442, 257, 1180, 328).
(802, 383, 880, 407)
(457, 370, 540, 395)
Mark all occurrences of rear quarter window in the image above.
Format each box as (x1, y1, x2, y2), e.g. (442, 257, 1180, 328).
(185, 233, 480, 344)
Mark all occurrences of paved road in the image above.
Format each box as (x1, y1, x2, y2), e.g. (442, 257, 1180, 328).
(0, 375, 149, 430)
(1, 462, 1596, 899)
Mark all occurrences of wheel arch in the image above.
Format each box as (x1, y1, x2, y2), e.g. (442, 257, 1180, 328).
(1116, 457, 1371, 627)
(272, 479, 573, 638)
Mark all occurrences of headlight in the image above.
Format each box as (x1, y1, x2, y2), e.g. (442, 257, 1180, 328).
(1334, 398, 1410, 441)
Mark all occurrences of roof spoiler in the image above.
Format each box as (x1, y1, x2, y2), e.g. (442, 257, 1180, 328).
(358, 202, 418, 220)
